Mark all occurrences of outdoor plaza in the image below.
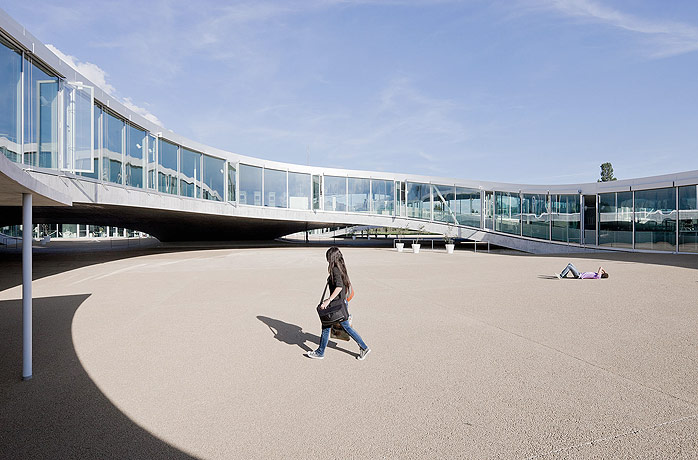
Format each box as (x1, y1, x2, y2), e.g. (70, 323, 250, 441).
(1, 244, 696, 459)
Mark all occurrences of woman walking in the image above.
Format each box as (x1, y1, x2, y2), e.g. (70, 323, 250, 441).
(307, 247, 371, 360)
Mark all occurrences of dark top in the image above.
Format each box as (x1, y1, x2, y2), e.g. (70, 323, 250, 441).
(328, 266, 345, 301)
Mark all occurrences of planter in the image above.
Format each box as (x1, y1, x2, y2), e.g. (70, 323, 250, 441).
(396, 242, 404, 252)
(445, 243, 455, 254)
(412, 243, 421, 254)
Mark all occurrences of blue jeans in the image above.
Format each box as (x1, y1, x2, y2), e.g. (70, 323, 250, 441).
(316, 318, 368, 356)
(560, 263, 580, 278)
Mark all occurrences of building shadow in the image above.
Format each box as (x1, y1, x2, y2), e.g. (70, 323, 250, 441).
(0, 295, 196, 459)
(256, 315, 357, 357)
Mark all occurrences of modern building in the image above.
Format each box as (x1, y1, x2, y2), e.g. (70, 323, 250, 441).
(1, 8, 697, 254)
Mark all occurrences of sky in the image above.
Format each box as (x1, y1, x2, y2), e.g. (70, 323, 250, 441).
(4, 0, 698, 184)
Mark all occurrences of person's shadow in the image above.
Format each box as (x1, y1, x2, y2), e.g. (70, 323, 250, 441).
(538, 275, 560, 279)
(257, 316, 357, 358)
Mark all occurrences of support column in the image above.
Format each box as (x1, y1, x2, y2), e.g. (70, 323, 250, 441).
(22, 193, 32, 380)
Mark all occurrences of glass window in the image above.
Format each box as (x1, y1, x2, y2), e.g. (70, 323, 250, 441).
(679, 185, 698, 252)
(598, 191, 633, 248)
(455, 187, 481, 228)
(406, 182, 431, 220)
(495, 192, 521, 235)
(484, 191, 494, 230)
(102, 111, 123, 184)
(348, 177, 370, 213)
(24, 59, 58, 168)
(634, 188, 676, 251)
(125, 123, 145, 188)
(264, 168, 287, 208)
(432, 184, 456, 223)
(227, 163, 237, 202)
(324, 175, 347, 211)
(289, 171, 311, 210)
(239, 164, 262, 205)
(78, 104, 100, 179)
(397, 181, 405, 217)
(147, 134, 157, 189)
(180, 147, 201, 198)
(521, 193, 550, 239)
(371, 179, 394, 216)
(312, 175, 321, 210)
(202, 154, 224, 201)
(551, 194, 581, 243)
(158, 139, 178, 195)
(0, 40, 21, 163)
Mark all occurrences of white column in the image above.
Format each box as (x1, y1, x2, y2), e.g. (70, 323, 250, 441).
(22, 193, 32, 380)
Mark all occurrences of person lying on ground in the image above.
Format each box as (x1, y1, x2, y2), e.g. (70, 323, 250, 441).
(556, 263, 608, 279)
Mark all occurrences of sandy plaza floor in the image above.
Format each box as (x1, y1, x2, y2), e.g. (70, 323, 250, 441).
(1, 245, 697, 459)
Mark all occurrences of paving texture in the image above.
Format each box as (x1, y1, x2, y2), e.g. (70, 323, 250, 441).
(1, 246, 697, 459)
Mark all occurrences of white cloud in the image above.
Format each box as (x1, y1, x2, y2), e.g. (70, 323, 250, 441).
(122, 98, 164, 127)
(535, 0, 698, 58)
(46, 44, 164, 127)
(46, 44, 116, 94)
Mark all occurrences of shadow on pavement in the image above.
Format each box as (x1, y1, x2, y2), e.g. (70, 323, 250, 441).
(257, 315, 357, 357)
(0, 295, 195, 459)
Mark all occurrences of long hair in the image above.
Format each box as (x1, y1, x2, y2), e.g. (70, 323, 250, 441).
(326, 247, 351, 290)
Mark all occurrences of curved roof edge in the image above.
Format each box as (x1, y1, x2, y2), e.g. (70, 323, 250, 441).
(2, 7, 696, 196)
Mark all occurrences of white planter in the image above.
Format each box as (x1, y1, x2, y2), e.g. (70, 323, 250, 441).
(446, 243, 455, 254)
(396, 242, 404, 252)
(412, 243, 421, 253)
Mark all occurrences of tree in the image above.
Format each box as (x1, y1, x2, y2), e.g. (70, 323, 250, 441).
(598, 162, 617, 182)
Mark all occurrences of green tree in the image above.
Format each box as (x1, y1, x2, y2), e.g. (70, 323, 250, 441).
(598, 162, 617, 182)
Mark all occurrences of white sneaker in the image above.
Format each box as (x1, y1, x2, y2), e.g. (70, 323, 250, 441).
(556, 273, 562, 279)
(307, 350, 324, 359)
(357, 347, 371, 360)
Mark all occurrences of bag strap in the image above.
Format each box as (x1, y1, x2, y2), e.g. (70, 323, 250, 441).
(319, 282, 329, 304)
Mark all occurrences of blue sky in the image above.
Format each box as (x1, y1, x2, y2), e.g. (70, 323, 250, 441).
(5, 0, 698, 183)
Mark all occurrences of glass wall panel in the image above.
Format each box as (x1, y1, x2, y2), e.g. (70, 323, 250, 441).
(551, 194, 581, 243)
(0, 41, 21, 162)
(62, 83, 93, 173)
(312, 175, 321, 210)
(180, 147, 201, 198)
(397, 181, 405, 217)
(125, 124, 145, 188)
(455, 187, 481, 227)
(202, 154, 224, 201)
(432, 184, 456, 223)
(239, 164, 262, 205)
(495, 192, 521, 235)
(227, 163, 236, 202)
(324, 175, 346, 211)
(158, 139, 178, 195)
(521, 193, 550, 239)
(484, 191, 494, 230)
(347, 177, 370, 213)
(24, 59, 58, 168)
(102, 111, 123, 184)
(264, 168, 287, 208)
(598, 191, 633, 248)
(289, 171, 310, 210)
(371, 179, 394, 215)
(147, 134, 157, 189)
(406, 182, 431, 220)
(679, 185, 698, 252)
(634, 188, 676, 251)
(78, 104, 100, 179)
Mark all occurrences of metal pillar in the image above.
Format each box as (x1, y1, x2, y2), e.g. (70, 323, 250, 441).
(22, 193, 32, 380)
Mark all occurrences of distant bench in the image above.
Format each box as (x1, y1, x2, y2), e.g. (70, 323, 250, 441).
(459, 240, 490, 253)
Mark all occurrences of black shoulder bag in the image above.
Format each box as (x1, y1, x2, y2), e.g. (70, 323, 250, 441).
(316, 283, 349, 327)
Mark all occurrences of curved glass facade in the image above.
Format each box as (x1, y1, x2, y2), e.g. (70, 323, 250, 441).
(1, 23, 697, 254)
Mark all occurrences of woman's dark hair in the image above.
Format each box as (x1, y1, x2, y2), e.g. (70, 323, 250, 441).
(326, 247, 351, 290)
(601, 272, 609, 279)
